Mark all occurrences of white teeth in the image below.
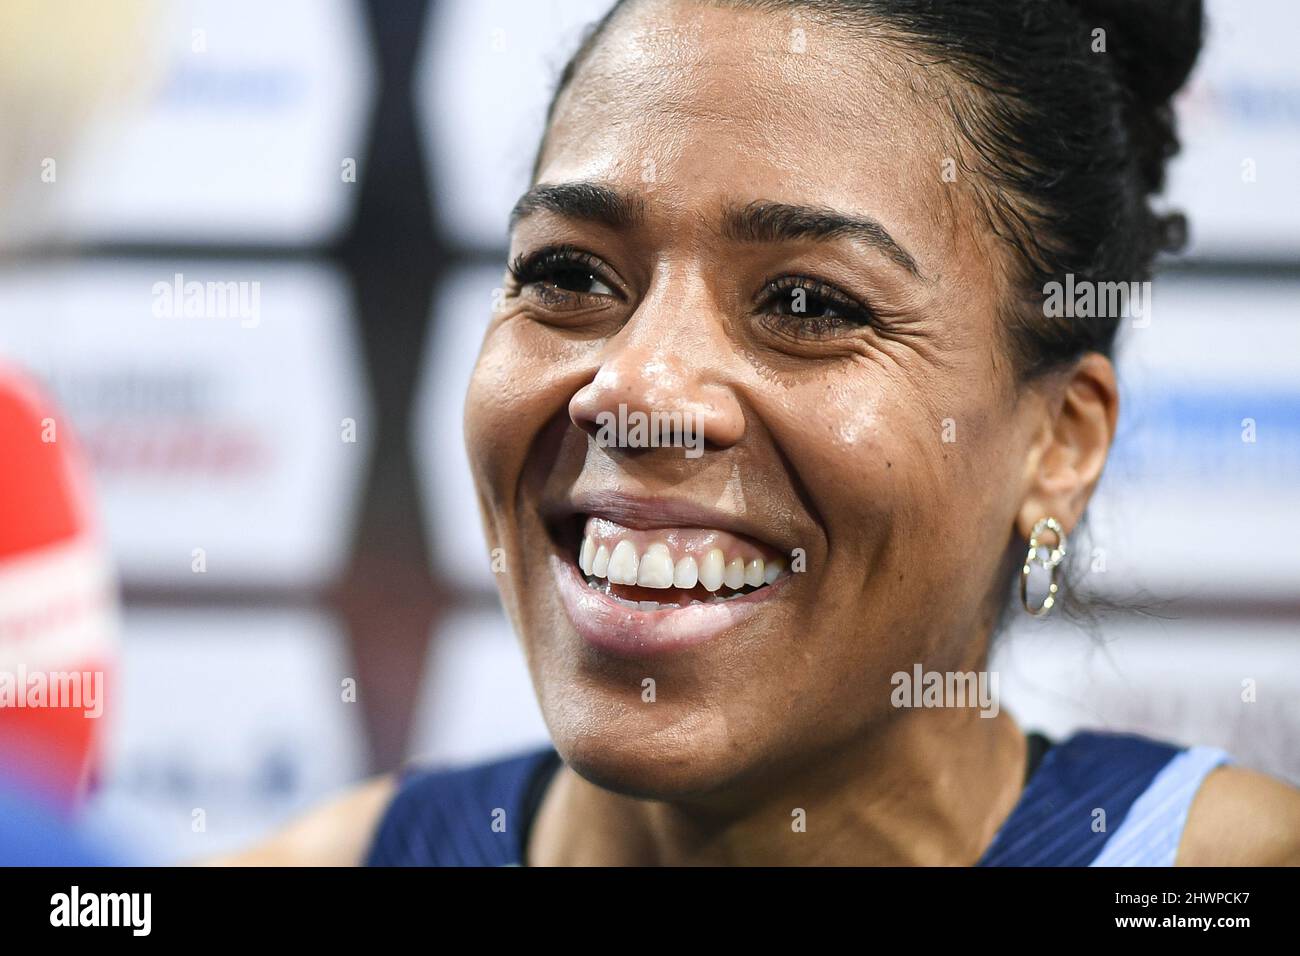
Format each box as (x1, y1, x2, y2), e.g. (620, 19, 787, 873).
(699, 549, 725, 592)
(637, 543, 674, 589)
(576, 532, 788, 595)
(607, 540, 639, 585)
(723, 556, 746, 590)
(673, 555, 698, 589)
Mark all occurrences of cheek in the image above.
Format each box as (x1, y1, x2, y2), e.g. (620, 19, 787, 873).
(761, 368, 1012, 576)
(465, 320, 575, 501)
(760, 373, 934, 547)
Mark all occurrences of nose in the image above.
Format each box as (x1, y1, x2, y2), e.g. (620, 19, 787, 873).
(568, 281, 746, 454)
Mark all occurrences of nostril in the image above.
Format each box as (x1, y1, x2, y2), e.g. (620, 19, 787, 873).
(567, 375, 612, 430)
(569, 364, 745, 454)
(573, 416, 604, 445)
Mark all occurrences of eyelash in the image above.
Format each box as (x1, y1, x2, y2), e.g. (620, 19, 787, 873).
(507, 246, 878, 336)
(507, 245, 617, 304)
(755, 275, 878, 336)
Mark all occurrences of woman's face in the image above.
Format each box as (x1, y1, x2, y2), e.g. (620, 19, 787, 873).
(465, 0, 1046, 797)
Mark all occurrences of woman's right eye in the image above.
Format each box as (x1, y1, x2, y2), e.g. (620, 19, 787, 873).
(508, 246, 619, 304)
(540, 266, 615, 296)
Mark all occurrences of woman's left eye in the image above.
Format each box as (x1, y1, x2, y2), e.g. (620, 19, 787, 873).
(757, 277, 877, 335)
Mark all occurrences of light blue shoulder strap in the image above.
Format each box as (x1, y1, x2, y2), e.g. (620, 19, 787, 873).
(1089, 745, 1233, 866)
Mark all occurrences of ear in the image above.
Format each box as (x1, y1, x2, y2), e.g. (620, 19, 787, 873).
(1015, 352, 1119, 542)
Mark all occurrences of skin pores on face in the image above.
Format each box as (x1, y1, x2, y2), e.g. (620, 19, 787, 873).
(464, 0, 1043, 801)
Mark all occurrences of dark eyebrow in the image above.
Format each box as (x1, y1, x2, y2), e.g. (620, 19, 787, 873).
(722, 200, 922, 279)
(509, 182, 645, 232)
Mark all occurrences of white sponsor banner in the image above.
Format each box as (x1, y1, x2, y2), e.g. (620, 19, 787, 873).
(43, 0, 375, 246)
(405, 607, 549, 767)
(412, 265, 503, 591)
(1168, 0, 1300, 257)
(1086, 275, 1300, 599)
(415, 0, 615, 248)
(0, 260, 372, 589)
(80, 607, 368, 862)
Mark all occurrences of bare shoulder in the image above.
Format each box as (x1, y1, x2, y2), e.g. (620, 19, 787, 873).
(1177, 765, 1300, 866)
(199, 774, 398, 867)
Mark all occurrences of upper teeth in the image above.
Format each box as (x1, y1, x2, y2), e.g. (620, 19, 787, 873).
(578, 535, 784, 592)
(608, 540, 639, 585)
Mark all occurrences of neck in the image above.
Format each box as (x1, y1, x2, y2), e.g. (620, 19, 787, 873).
(529, 708, 1029, 866)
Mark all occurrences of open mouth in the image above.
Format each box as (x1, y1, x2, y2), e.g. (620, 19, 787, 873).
(552, 513, 788, 612)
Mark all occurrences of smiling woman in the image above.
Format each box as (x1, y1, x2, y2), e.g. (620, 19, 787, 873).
(220, 0, 1300, 867)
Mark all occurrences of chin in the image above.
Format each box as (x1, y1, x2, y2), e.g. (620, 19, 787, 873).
(540, 690, 760, 800)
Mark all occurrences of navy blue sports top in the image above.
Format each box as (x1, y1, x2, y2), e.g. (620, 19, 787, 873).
(365, 730, 1231, 866)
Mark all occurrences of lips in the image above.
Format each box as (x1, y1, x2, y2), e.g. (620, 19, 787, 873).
(545, 495, 793, 657)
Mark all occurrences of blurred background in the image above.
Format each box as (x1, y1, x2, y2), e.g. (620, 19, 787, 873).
(0, 0, 1296, 862)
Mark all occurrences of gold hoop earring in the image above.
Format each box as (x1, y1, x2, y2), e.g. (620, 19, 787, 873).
(1020, 517, 1067, 618)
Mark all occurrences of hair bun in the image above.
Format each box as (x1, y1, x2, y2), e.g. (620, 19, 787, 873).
(1065, 0, 1203, 200)
(1070, 0, 1204, 107)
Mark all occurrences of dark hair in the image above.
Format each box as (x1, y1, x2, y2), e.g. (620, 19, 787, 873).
(536, 0, 1204, 379)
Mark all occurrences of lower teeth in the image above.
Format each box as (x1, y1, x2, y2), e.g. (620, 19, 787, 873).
(582, 573, 753, 608)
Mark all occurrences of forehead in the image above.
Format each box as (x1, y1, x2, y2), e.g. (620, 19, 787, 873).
(537, 0, 959, 255)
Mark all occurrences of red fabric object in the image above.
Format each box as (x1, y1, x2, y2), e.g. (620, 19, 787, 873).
(0, 363, 117, 808)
